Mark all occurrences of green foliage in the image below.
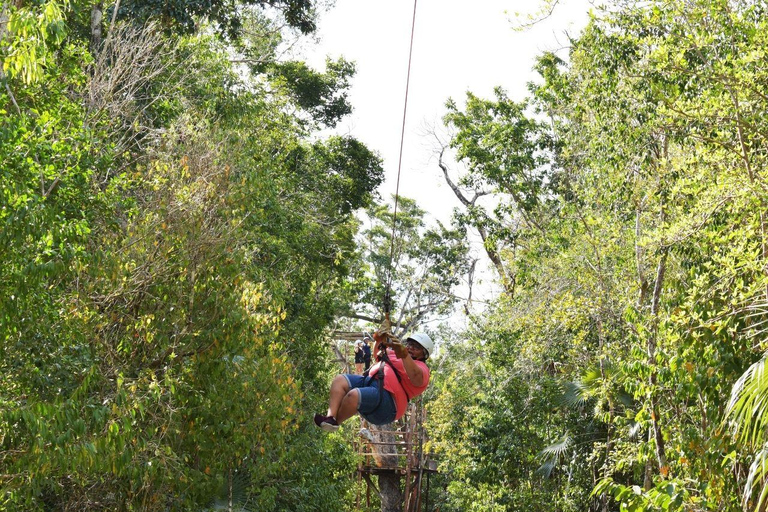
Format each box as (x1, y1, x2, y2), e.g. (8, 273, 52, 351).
(725, 351, 768, 511)
(0, 1, 376, 507)
(11, 0, 768, 509)
(427, 326, 593, 512)
(2, 0, 69, 84)
(428, 1, 768, 510)
(289, 135, 384, 214)
(117, 0, 316, 38)
(348, 196, 471, 332)
(444, 88, 553, 213)
(270, 57, 356, 128)
(593, 477, 700, 512)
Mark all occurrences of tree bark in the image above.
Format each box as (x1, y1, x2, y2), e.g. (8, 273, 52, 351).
(635, 204, 649, 307)
(647, 135, 669, 475)
(338, 313, 406, 331)
(0, 3, 8, 43)
(649, 247, 668, 472)
(362, 423, 403, 512)
(379, 472, 402, 512)
(90, 0, 103, 51)
(0, 2, 20, 114)
(643, 427, 654, 490)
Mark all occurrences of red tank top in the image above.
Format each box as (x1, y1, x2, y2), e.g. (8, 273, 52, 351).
(368, 349, 430, 420)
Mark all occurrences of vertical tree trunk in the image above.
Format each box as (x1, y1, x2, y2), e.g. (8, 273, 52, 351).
(639, 135, 669, 486)
(649, 247, 668, 472)
(643, 427, 654, 490)
(379, 472, 402, 512)
(365, 422, 404, 512)
(228, 466, 233, 512)
(635, 204, 649, 307)
(647, 135, 669, 476)
(90, 0, 103, 51)
(0, 2, 8, 42)
(0, 1, 21, 114)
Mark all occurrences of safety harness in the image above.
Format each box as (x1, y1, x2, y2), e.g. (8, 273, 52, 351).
(363, 345, 411, 410)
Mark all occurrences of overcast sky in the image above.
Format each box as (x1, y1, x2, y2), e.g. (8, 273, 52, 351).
(304, 0, 593, 307)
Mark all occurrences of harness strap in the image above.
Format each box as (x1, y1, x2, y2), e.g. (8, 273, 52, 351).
(363, 349, 411, 412)
(382, 353, 411, 401)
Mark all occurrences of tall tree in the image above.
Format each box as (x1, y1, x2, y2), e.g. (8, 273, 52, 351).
(437, 88, 555, 297)
(0, 0, 384, 507)
(428, 1, 768, 511)
(343, 196, 471, 336)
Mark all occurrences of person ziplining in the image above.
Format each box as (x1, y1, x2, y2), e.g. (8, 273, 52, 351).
(314, 320, 433, 431)
(314, 0, 429, 431)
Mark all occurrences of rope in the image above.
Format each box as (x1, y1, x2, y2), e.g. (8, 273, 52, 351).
(384, 0, 418, 315)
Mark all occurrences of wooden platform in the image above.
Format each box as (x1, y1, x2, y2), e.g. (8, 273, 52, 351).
(355, 398, 438, 511)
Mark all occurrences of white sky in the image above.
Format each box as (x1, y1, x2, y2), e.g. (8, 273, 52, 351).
(304, 0, 593, 309)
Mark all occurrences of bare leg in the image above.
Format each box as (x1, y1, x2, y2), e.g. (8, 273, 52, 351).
(326, 375, 360, 425)
(355, 362, 363, 375)
(336, 389, 360, 424)
(327, 374, 351, 418)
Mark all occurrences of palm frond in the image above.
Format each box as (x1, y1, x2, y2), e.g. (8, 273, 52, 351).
(616, 389, 634, 408)
(560, 381, 590, 407)
(536, 460, 556, 479)
(536, 434, 572, 479)
(744, 444, 768, 512)
(581, 368, 603, 388)
(725, 352, 768, 449)
(540, 434, 572, 457)
(559, 363, 629, 409)
(208, 469, 254, 511)
(724, 352, 768, 512)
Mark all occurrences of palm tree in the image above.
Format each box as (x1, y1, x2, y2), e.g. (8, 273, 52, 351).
(725, 351, 768, 512)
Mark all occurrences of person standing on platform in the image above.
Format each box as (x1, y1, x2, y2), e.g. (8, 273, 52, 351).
(354, 338, 365, 375)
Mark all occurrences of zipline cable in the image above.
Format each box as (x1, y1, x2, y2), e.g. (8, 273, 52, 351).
(384, 0, 418, 317)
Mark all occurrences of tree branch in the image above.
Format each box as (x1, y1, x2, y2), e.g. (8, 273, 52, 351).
(437, 147, 515, 296)
(339, 312, 407, 331)
(438, 147, 472, 208)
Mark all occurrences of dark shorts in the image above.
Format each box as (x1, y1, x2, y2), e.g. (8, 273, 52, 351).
(343, 374, 397, 425)
(354, 352, 365, 364)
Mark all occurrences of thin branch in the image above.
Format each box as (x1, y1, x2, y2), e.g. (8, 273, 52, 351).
(437, 146, 514, 296)
(108, 0, 121, 38)
(438, 147, 473, 208)
(4, 81, 20, 115)
(510, 0, 561, 30)
(339, 312, 407, 331)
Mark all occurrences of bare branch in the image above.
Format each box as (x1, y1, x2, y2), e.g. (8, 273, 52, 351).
(438, 147, 472, 208)
(436, 146, 514, 296)
(343, 312, 381, 324)
(339, 312, 408, 331)
(85, 21, 188, 173)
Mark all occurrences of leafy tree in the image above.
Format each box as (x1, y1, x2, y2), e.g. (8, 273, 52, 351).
(427, 1, 768, 511)
(436, 88, 555, 296)
(344, 196, 471, 336)
(118, 0, 316, 38)
(0, 0, 382, 506)
(269, 58, 356, 128)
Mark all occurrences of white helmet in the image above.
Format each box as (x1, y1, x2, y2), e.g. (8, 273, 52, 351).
(406, 332, 434, 359)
